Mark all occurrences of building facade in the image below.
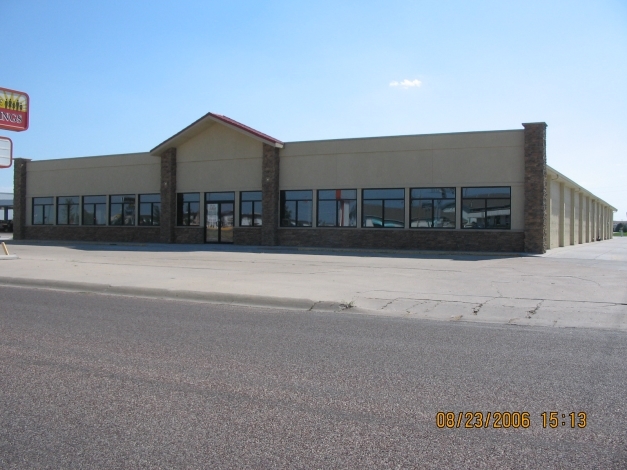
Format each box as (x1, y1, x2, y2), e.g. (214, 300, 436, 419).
(13, 113, 616, 253)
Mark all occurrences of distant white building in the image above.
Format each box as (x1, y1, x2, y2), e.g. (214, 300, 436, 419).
(0, 192, 13, 222)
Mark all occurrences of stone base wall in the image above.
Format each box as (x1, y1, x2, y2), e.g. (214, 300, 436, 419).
(174, 227, 204, 244)
(20, 226, 526, 252)
(278, 229, 526, 252)
(234, 227, 262, 245)
(23, 226, 161, 243)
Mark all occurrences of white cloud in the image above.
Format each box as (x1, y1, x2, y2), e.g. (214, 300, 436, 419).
(389, 79, 422, 88)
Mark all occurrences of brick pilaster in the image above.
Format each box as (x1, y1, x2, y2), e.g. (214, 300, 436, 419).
(12, 158, 29, 240)
(522, 122, 547, 254)
(160, 148, 177, 243)
(261, 143, 280, 246)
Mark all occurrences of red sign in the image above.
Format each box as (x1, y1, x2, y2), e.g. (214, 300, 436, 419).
(0, 87, 29, 132)
(0, 136, 12, 168)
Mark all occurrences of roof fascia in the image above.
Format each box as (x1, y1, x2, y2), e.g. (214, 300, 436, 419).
(547, 165, 617, 211)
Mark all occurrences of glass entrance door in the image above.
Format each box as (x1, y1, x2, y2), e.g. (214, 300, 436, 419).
(205, 193, 235, 243)
(206, 203, 219, 242)
(219, 202, 234, 243)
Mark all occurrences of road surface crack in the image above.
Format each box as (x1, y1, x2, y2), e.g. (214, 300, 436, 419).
(379, 299, 397, 310)
(526, 300, 544, 319)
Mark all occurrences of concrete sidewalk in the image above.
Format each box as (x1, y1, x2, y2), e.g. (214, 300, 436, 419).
(1, 234, 626, 331)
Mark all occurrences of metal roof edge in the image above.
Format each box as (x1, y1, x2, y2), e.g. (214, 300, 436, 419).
(283, 128, 523, 145)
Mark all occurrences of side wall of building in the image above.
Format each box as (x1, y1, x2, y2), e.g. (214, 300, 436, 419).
(545, 166, 614, 248)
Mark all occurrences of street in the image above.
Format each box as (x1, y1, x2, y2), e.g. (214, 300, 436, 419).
(1, 286, 626, 468)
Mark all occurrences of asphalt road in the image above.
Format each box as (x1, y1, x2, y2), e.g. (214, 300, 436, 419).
(1, 286, 626, 469)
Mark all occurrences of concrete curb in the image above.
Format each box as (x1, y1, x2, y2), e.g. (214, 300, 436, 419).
(0, 276, 345, 313)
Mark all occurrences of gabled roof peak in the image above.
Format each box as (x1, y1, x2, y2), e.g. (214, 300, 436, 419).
(151, 112, 283, 155)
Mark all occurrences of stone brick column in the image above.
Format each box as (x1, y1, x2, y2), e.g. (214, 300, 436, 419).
(522, 122, 547, 254)
(12, 158, 29, 240)
(261, 143, 280, 246)
(545, 174, 552, 250)
(160, 148, 177, 243)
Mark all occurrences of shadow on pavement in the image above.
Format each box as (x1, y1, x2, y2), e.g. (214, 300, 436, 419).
(6, 239, 523, 261)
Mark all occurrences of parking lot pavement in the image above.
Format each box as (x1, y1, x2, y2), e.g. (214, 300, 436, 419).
(1, 237, 626, 331)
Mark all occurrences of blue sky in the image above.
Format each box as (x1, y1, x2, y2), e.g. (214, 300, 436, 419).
(2, 0, 626, 219)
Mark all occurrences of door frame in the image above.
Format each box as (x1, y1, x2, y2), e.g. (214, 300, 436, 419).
(204, 200, 234, 244)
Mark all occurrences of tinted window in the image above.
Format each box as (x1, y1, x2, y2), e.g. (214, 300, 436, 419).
(462, 187, 510, 198)
(281, 191, 313, 227)
(363, 189, 404, 199)
(177, 193, 200, 226)
(410, 188, 456, 229)
(240, 191, 262, 227)
(317, 189, 357, 227)
(461, 187, 511, 229)
(362, 189, 405, 228)
(206, 192, 235, 202)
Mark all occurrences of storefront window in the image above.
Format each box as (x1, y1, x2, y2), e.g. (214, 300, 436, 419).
(139, 194, 161, 226)
(110, 195, 135, 226)
(317, 190, 357, 227)
(177, 193, 200, 226)
(57, 196, 80, 225)
(83, 196, 107, 225)
(240, 191, 262, 227)
(362, 189, 405, 228)
(281, 190, 312, 227)
(33, 197, 54, 225)
(410, 188, 456, 228)
(461, 187, 511, 229)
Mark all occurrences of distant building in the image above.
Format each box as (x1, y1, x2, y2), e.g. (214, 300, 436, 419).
(0, 192, 13, 221)
(12, 113, 616, 253)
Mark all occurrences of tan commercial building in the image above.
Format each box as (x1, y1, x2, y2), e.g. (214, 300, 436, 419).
(13, 113, 616, 253)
